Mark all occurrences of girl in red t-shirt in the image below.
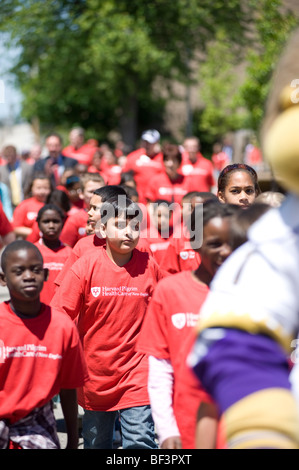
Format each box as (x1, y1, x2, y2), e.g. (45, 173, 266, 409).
(12, 174, 52, 239)
(34, 203, 72, 304)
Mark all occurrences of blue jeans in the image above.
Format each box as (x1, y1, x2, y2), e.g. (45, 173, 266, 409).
(82, 405, 157, 449)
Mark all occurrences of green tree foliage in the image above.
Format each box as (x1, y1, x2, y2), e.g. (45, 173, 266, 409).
(237, 0, 298, 134)
(196, 0, 298, 149)
(196, 28, 247, 147)
(0, 0, 250, 145)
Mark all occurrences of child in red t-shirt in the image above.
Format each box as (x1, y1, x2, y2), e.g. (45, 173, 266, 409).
(34, 204, 72, 304)
(159, 191, 217, 274)
(140, 199, 173, 265)
(137, 200, 240, 449)
(0, 240, 88, 449)
(54, 185, 152, 289)
(145, 143, 191, 205)
(51, 196, 164, 449)
(12, 174, 52, 239)
(60, 172, 105, 247)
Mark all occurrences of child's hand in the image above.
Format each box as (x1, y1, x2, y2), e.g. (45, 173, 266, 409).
(161, 436, 182, 449)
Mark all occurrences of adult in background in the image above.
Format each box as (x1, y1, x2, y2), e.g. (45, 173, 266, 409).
(33, 133, 77, 187)
(0, 145, 33, 210)
(122, 129, 164, 204)
(62, 127, 97, 166)
(180, 136, 215, 193)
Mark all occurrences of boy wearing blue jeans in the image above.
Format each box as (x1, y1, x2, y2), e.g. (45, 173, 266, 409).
(51, 196, 164, 448)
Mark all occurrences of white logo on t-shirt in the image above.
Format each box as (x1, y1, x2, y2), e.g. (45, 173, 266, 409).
(171, 312, 199, 329)
(27, 211, 37, 220)
(91, 287, 101, 297)
(171, 313, 186, 329)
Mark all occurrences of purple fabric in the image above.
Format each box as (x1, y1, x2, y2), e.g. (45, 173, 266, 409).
(192, 328, 291, 414)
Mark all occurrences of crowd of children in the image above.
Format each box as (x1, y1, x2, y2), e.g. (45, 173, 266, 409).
(0, 54, 299, 449)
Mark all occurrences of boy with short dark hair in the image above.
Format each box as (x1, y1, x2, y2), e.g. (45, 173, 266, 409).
(0, 240, 88, 449)
(51, 196, 164, 449)
(60, 172, 105, 247)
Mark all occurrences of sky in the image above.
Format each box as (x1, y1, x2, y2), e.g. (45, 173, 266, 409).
(0, 38, 23, 122)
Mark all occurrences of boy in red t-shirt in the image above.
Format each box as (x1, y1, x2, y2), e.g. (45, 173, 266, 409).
(51, 196, 164, 449)
(60, 172, 105, 247)
(0, 240, 88, 449)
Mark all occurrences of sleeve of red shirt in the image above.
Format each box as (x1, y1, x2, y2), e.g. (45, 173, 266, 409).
(51, 263, 84, 320)
(137, 282, 170, 360)
(144, 180, 158, 203)
(11, 204, 25, 228)
(26, 221, 41, 243)
(60, 217, 83, 248)
(0, 201, 13, 236)
(159, 239, 180, 274)
(55, 309, 89, 388)
(54, 249, 79, 288)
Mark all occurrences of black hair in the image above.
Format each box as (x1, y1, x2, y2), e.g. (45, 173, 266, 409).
(1, 240, 43, 272)
(120, 171, 136, 186)
(162, 143, 182, 166)
(100, 196, 143, 225)
(121, 185, 139, 200)
(217, 163, 261, 195)
(36, 204, 66, 225)
(189, 199, 240, 247)
(46, 189, 71, 213)
(93, 185, 127, 201)
(183, 191, 218, 202)
(65, 175, 80, 188)
(151, 199, 172, 208)
(229, 202, 271, 250)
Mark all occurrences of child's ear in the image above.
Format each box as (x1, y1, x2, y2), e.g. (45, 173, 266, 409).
(43, 268, 49, 281)
(98, 223, 107, 240)
(0, 271, 6, 287)
(217, 191, 225, 204)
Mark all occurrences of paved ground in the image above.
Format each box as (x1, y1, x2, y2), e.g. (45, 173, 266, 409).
(54, 401, 85, 449)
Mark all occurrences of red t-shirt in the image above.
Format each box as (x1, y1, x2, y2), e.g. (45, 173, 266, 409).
(159, 230, 201, 274)
(62, 144, 96, 165)
(12, 197, 45, 230)
(122, 148, 164, 203)
(180, 152, 215, 192)
(0, 200, 13, 237)
(0, 302, 88, 424)
(88, 163, 122, 185)
(140, 224, 170, 266)
(137, 271, 213, 448)
(60, 208, 88, 247)
(54, 233, 152, 288)
(103, 164, 122, 185)
(51, 247, 164, 411)
(34, 240, 73, 304)
(145, 171, 192, 205)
